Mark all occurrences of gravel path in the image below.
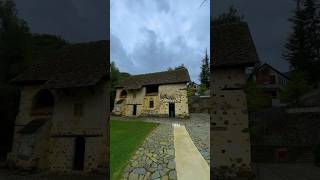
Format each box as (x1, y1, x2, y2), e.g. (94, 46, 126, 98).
(122, 124, 177, 180)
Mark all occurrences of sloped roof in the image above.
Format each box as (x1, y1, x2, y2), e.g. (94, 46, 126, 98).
(248, 63, 290, 80)
(12, 40, 109, 89)
(116, 68, 191, 90)
(211, 22, 259, 68)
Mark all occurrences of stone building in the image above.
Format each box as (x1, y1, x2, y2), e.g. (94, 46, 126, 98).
(211, 22, 258, 178)
(112, 68, 190, 118)
(7, 41, 109, 173)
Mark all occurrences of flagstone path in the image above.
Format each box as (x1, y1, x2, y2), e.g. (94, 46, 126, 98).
(120, 113, 210, 180)
(122, 124, 177, 180)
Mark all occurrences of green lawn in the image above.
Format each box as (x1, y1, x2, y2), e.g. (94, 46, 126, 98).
(110, 120, 158, 180)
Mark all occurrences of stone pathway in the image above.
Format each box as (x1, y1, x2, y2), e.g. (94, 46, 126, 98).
(183, 113, 210, 165)
(122, 124, 177, 180)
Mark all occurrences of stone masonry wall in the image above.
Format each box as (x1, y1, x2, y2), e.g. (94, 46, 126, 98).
(211, 67, 252, 178)
(113, 83, 189, 118)
(8, 80, 108, 173)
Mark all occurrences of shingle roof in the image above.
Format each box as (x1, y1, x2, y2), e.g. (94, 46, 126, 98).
(116, 68, 191, 90)
(12, 40, 109, 89)
(211, 22, 259, 68)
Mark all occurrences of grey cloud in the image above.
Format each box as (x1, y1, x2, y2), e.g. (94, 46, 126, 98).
(110, 34, 135, 73)
(15, 0, 107, 42)
(155, 0, 170, 13)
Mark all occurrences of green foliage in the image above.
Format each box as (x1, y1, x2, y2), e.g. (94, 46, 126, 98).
(213, 5, 244, 25)
(110, 62, 130, 111)
(167, 64, 187, 71)
(245, 81, 272, 111)
(110, 120, 158, 180)
(284, 0, 320, 84)
(198, 83, 207, 96)
(187, 87, 195, 97)
(0, 0, 33, 82)
(199, 49, 210, 88)
(280, 70, 311, 105)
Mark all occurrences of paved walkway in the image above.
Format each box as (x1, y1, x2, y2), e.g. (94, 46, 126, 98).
(120, 114, 210, 180)
(173, 123, 210, 180)
(122, 124, 177, 180)
(183, 113, 210, 164)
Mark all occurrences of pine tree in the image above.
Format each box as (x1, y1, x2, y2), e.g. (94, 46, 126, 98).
(199, 49, 210, 88)
(213, 5, 244, 25)
(284, 0, 320, 84)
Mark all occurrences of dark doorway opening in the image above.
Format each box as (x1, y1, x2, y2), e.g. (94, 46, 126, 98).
(73, 136, 85, 171)
(133, 105, 137, 116)
(169, 103, 175, 118)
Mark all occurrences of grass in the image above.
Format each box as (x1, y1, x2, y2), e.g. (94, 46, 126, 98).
(110, 119, 158, 180)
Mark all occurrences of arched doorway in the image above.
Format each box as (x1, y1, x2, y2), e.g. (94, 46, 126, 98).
(73, 136, 86, 170)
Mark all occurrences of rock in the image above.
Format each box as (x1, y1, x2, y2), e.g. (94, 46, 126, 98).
(168, 160, 175, 169)
(161, 175, 169, 180)
(128, 172, 139, 180)
(151, 171, 161, 179)
(133, 168, 146, 175)
(143, 172, 151, 180)
(169, 170, 177, 179)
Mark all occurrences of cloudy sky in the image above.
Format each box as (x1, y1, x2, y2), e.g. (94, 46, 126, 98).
(213, 0, 295, 72)
(14, 0, 107, 42)
(111, 0, 210, 82)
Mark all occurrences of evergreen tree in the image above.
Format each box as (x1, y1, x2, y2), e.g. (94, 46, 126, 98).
(199, 49, 210, 88)
(284, 0, 320, 84)
(213, 5, 244, 25)
(0, 0, 33, 83)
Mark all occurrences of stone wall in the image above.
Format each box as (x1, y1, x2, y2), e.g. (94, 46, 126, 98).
(210, 67, 252, 178)
(8, 80, 108, 172)
(188, 96, 210, 113)
(113, 83, 189, 118)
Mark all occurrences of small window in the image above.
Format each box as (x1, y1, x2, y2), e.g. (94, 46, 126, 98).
(74, 103, 83, 116)
(271, 91, 277, 98)
(149, 100, 154, 108)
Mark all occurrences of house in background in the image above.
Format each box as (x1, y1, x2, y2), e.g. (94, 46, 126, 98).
(112, 68, 190, 118)
(248, 63, 290, 107)
(7, 41, 108, 172)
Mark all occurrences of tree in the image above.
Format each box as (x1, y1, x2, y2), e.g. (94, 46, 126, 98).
(213, 5, 244, 25)
(197, 83, 207, 96)
(167, 64, 187, 71)
(199, 49, 210, 88)
(110, 61, 130, 111)
(0, 0, 33, 83)
(245, 81, 271, 111)
(280, 70, 311, 105)
(0, 0, 32, 158)
(283, 0, 320, 84)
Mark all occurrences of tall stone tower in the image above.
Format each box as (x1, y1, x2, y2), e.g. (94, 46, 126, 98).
(210, 22, 259, 178)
